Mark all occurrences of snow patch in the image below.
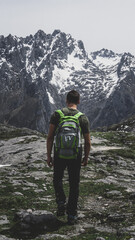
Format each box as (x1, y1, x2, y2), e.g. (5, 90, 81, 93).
(0, 57, 6, 66)
(9, 46, 15, 53)
(89, 54, 121, 98)
(67, 53, 85, 71)
(0, 164, 11, 168)
(90, 55, 120, 69)
(47, 91, 55, 104)
(50, 64, 71, 91)
(50, 51, 87, 92)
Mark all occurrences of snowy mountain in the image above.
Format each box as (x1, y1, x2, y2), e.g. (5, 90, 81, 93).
(89, 49, 135, 128)
(0, 30, 135, 133)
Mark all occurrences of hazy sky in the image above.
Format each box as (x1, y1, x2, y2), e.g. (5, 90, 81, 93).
(0, 0, 135, 55)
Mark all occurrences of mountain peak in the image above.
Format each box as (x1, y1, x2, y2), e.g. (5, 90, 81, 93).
(34, 30, 46, 39)
(122, 52, 134, 59)
(52, 29, 62, 37)
(90, 48, 118, 59)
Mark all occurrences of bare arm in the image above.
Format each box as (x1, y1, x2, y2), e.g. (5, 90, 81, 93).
(47, 124, 56, 167)
(82, 133, 91, 166)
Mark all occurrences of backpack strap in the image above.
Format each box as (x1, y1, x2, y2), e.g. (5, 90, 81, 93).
(56, 109, 83, 120)
(56, 109, 65, 119)
(74, 112, 83, 119)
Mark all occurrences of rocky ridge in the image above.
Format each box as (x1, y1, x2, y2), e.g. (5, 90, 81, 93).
(0, 125, 135, 239)
(0, 30, 135, 132)
(96, 114, 135, 133)
(103, 115, 135, 132)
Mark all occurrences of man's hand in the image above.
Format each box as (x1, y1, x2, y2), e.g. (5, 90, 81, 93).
(81, 157, 88, 166)
(47, 156, 53, 168)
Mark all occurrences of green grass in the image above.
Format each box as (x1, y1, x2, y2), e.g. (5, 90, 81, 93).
(91, 131, 135, 147)
(79, 181, 126, 198)
(108, 148, 135, 159)
(48, 228, 133, 240)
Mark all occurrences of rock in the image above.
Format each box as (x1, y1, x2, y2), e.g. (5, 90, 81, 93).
(0, 124, 42, 139)
(97, 196, 103, 200)
(107, 159, 116, 165)
(121, 225, 135, 237)
(108, 213, 125, 222)
(125, 225, 135, 231)
(106, 190, 122, 198)
(116, 159, 127, 167)
(14, 209, 61, 230)
(94, 157, 103, 163)
(96, 237, 105, 240)
(10, 209, 62, 239)
(0, 134, 47, 166)
(0, 235, 14, 240)
(0, 216, 9, 225)
(13, 192, 24, 196)
(129, 192, 135, 199)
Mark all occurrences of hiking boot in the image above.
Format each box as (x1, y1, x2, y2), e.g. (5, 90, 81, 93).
(57, 202, 66, 216)
(67, 214, 78, 225)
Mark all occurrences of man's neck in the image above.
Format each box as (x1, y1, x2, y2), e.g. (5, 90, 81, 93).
(67, 103, 77, 109)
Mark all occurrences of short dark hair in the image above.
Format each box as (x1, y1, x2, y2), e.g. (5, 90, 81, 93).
(66, 90, 80, 104)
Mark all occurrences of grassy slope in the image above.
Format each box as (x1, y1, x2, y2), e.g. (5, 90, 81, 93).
(0, 127, 135, 240)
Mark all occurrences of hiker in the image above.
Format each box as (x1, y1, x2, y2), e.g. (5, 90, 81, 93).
(47, 90, 91, 224)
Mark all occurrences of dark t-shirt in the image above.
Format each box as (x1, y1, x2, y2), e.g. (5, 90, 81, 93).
(50, 107, 90, 135)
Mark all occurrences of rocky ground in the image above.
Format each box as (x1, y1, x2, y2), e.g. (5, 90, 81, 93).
(0, 126, 135, 240)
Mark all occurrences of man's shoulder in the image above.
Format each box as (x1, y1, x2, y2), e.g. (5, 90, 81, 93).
(79, 113, 90, 134)
(79, 113, 89, 122)
(49, 110, 61, 125)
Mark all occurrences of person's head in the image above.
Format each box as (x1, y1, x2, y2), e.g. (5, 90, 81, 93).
(66, 90, 80, 105)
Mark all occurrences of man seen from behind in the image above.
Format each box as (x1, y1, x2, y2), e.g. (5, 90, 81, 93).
(47, 90, 91, 224)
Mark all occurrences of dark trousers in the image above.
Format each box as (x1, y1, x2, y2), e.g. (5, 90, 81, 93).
(53, 156, 81, 215)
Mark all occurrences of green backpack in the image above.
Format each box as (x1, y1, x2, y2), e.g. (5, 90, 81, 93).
(54, 109, 83, 159)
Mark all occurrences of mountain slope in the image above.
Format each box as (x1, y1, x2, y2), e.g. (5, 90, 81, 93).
(0, 30, 135, 132)
(89, 50, 135, 128)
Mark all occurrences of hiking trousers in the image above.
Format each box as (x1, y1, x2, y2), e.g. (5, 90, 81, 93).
(53, 156, 82, 216)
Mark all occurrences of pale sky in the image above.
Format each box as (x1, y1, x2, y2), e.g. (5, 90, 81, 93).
(0, 0, 135, 55)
